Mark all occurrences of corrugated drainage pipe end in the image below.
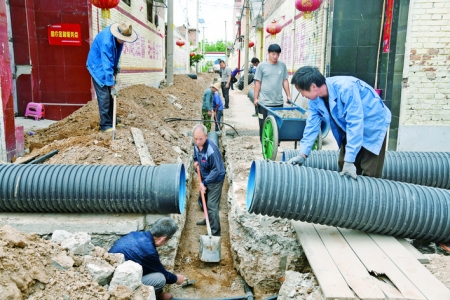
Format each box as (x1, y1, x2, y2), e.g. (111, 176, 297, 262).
(246, 161, 257, 212)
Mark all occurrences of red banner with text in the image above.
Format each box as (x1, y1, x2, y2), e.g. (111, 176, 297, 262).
(48, 24, 82, 46)
(383, 0, 394, 53)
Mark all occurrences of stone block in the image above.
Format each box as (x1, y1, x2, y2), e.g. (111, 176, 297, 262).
(51, 230, 73, 245)
(61, 232, 94, 255)
(86, 259, 115, 285)
(109, 260, 143, 292)
(51, 253, 74, 270)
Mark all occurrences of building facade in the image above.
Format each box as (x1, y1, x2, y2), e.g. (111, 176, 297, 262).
(231, 0, 450, 151)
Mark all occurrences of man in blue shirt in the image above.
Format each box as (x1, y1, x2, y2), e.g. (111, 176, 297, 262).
(211, 82, 224, 133)
(193, 124, 226, 236)
(201, 83, 219, 132)
(109, 217, 185, 300)
(288, 66, 391, 179)
(86, 21, 138, 132)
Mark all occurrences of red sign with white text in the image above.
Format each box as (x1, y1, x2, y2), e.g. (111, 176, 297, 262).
(48, 24, 82, 46)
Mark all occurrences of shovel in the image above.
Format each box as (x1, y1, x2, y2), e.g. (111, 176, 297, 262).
(196, 165, 221, 262)
(112, 94, 117, 140)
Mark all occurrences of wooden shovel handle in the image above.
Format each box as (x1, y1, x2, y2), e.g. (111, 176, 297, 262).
(196, 164, 212, 236)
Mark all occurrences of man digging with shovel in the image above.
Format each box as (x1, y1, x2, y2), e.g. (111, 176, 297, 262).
(193, 124, 226, 237)
(86, 21, 138, 133)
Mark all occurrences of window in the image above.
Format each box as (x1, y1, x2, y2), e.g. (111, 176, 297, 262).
(147, 0, 154, 23)
(123, 0, 131, 6)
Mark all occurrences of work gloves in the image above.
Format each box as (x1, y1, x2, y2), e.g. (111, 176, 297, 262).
(340, 161, 357, 180)
(287, 155, 306, 166)
(110, 87, 118, 97)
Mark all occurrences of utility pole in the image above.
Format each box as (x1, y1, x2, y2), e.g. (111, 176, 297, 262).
(196, 0, 200, 73)
(186, 0, 189, 73)
(202, 25, 206, 58)
(225, 21, 228, 63)
(243, 0, 250, 89)
(167, 0, 174, 85)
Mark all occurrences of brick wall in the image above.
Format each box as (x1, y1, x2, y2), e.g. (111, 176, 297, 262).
(401, 0, 450, 125)
(91, 1, 189, 88)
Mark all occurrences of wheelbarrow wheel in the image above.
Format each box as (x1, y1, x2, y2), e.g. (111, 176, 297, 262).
(312, 130, 323, 150)
(262, 115, 278, 161)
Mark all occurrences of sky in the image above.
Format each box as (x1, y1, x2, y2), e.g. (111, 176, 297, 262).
(173, 0, 236, 44)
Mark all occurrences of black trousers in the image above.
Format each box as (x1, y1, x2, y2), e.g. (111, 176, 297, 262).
(197, 179, 224, 236)
(221, 82, 230, 107)
(338, 134, 387, 178)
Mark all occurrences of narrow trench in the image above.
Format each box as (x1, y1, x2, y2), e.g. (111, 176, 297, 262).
(167, 170, 246, 298)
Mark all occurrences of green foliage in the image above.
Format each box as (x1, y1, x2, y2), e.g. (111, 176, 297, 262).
(202, 40, 232, 52)
(190, 53, 204, 67)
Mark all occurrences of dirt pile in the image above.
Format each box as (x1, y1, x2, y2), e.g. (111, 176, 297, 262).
(0, 225, 153, 300)
(24, 74, 217, 165)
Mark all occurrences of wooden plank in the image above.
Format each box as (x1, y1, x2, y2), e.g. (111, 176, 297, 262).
(396, 238, 430, 264)
(314, 224, 386, 300)
(370, 276, 405, 300)
(339, 228, 425, 300)
(13, 154, 39, 164)
(292, 221, 356, 300)
(130, 127, 155, 166)
(371, 234, 450, 300)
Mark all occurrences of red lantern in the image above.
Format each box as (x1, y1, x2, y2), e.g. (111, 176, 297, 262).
(249, 41, 255, 48)
(176, 39, 185, 49)
(295, 0, 322, 19)
(190, 52, 195, 57)
(266, 21, 282, 39)
(91, 0, 120, 19)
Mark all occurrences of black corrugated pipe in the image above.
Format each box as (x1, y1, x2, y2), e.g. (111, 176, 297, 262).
(0, 163, 186, 214)
(246, 160, 450, 243)
(282, 150, 450, 189)
(28, 149, 59, 164)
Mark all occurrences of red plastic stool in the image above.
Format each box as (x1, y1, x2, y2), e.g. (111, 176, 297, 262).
(24, 103, 45, 121)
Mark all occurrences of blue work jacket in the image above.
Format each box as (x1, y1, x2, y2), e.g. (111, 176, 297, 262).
(109, 231, 178, 284)
(86, 26, 123, 87)
(300, 76, 391, 162)
(202, 88, 213, 111)
(193, 139, 226, 186)
(213, 92, 223, 111)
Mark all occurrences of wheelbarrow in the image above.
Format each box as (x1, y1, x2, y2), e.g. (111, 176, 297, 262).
(259, 101, 330, 161)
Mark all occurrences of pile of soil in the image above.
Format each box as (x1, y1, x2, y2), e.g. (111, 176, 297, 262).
(0, 225, 151, 300)
(24, 74, 217, 165)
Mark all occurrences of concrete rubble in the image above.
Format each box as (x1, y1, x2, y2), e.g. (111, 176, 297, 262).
(109, 260, 143, 292)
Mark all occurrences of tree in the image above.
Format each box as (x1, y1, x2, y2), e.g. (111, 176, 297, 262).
(203, 40, 232, 52)
(190, 53, 204, 67)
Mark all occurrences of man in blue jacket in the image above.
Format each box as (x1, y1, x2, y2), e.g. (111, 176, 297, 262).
(193, 124, 226, 236)
(288, 66, 391, 179)
(86, 21, 138, 132)
(201, 83, 219, 132)
(211, 82, 224, 133)
(109, 217, 185, 300)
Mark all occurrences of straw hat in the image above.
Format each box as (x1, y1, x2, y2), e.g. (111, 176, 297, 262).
(110, 21, 138, 43)
(211, 82, 221, 91)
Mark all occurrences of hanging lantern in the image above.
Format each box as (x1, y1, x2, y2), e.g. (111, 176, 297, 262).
(249, 41, 255, 48)
(91, 0, 120, 19)
(295, 0, 322, 19)
(176, 39, 185, 49)
(266, 21, 282, 39)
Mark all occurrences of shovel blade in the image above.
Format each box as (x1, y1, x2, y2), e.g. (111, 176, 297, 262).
(199, 234, 221, 262)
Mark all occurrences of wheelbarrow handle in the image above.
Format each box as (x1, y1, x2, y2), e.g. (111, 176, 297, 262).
(196, 165, 212, 237)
